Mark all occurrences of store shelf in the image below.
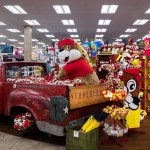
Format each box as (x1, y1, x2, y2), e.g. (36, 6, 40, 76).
(141, 55, 150, 113)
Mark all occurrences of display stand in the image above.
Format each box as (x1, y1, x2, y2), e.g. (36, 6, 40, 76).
(101, 85, 128, 147)
(128, 128, 145, 135)
(101, 117, 128, 147)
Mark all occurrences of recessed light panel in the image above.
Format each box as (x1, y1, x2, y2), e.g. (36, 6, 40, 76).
(67, 29, 77, 32)
(95, 35, 104, 38)
(45, 35, 55, 38)
(0, 22, 6, 25)
(0, 35, 7, 38)
(74, 39, 80, 41)
(125, 28, 137, 32)
(32, 39, 39, 41)
(53, 5, 71, 14)
(18, 42, 24, 44)
(7, 29, 20, 32)
(101, 5, 118, 14)
(24, 20, 40, 25)
(133, 19, 149, 25)
(36, 29, 49, 32)
(145, 8, 150, 14)
(96, 28, 107, 32)
(98, 20, 111, 25)
(20, 35, 24, 37)
(37, 42, 44, 44)
(61, 20, 75, 25)
(4, 5, 27, 14)
(51, 39, 59, 42)
(116, 39, 122, 42)
(120, 34, 129, 38)
(70, 35, 79, 38)
(8, 39, 18, 41)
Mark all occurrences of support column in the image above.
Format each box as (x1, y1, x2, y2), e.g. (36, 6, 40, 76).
(24, 25, 32, 61)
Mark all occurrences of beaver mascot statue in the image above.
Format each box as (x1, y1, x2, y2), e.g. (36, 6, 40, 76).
(57, 38, 99, 85)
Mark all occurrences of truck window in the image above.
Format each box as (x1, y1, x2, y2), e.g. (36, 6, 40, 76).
(6, 65, 45, 79)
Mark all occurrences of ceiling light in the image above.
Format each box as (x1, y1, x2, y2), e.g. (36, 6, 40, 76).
(20, 35, 24, 37)
(8, 39, 18, 41)
(18, 42, 24, 44)
(4, 5, 27, 14)
(133, 19, 149, 25)
(36, 29, 49, 32)
(7, 29, 20, 32)
(125, 28, 137, 32)
(142, 34, 148, 39)
(101, 5, 118, 14)
(0, 42, 6, 44)
(24, 20, 40, 25)
(115, 39, 122, 42)
(95, 38, 103, 41)
(145, 8, 150, 14)
(95, 35, 104, 38)
(61, 20, 75, 25)
(67, 29, 77, 32)
(51, 39, 59, 42)
(0, 22, 6, 25)
(70, 35, 79, 38)
(37, 42, 44, 44)
(45, 35, 55, 38)
(98, 20, 111, 25)
(53, 5, 71, 14)
(137, 39, 141, 41)
(74, 39, 80, 42)
(0, 35, 7, 38)
(120, 34, 129, 38)
(96, 28, 107, 32)
(32, 39, 38, 41)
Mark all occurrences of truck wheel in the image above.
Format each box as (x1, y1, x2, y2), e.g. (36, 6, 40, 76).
(14, 112, 38, 137)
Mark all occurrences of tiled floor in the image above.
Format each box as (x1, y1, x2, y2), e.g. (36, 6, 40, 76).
(0, 115, 149, 150)
(0, 132, 66, 150)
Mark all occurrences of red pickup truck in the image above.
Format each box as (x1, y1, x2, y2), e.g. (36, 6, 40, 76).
(0, 61, 107, 136)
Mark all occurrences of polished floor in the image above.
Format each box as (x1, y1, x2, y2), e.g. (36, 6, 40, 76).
(0, 115, 149, 150)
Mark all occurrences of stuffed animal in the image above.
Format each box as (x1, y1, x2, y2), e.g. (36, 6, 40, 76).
(57, 38, 99, 85)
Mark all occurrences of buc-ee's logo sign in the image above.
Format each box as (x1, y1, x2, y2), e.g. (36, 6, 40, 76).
(144, 39, 150, 47)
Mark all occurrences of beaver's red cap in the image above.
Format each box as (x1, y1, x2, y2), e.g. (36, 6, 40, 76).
(124, 68, 140, 82)
(58, 38, 75, 48)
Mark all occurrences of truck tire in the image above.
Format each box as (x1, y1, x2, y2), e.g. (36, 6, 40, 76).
(14, 112, 38, 137)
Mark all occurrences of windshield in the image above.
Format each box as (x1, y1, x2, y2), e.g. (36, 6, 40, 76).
(6, 65, 45, 79)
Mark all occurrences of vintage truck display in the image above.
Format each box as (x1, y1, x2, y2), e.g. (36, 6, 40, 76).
(0, 61, 108, 136)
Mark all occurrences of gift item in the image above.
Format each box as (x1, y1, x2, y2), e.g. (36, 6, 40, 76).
(102, 89, 127, 101)
(103, 123, 128, 137)
(103, 105, 129, 120)
(14, 112, 33, 130)
(66, 125, 99, 150)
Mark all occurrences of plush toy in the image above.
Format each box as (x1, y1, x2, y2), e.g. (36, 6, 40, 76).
(57, 38, 99, 85)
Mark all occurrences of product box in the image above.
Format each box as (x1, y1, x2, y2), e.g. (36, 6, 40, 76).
(66, 125, 99, 150)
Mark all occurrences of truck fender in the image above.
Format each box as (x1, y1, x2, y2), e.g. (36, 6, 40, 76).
(7, 88, 50, 120)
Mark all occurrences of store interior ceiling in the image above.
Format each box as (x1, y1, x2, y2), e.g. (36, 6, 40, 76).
(0, 0, 150, 49)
